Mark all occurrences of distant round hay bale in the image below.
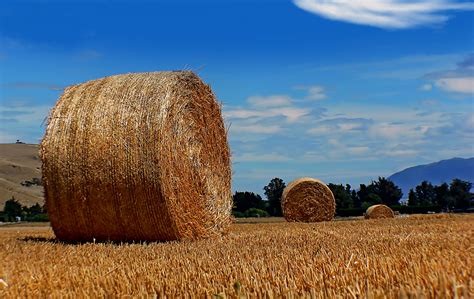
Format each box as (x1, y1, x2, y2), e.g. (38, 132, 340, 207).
(281, 177, 335, 222)
(40, 71, 232, 242)
(364, 204, 394, 219)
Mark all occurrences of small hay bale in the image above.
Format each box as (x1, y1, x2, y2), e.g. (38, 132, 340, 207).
(364, 204, 394, 219)
(281, 177, 335, 222)
(40, 71, 232, 242)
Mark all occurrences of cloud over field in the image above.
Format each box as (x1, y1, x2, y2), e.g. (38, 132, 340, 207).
(293, 0, 474, 29)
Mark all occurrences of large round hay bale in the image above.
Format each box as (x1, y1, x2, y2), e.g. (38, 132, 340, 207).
(364, 204, 394, 219)
(40, 71, 232, 242)
(281, 177, 335, 222)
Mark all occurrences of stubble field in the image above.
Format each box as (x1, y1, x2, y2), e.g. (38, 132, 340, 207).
(0, 214, 473, 298)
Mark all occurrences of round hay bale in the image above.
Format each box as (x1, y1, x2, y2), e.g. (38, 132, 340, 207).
(281, 177, 335, 222)
(40, 71, 232, 242)
(364, 204, 394, 219)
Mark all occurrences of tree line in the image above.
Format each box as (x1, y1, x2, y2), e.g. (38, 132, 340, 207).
(2, 177, 472, 221)
(233, 177, 473, 217)
(0, 197, 48, 222)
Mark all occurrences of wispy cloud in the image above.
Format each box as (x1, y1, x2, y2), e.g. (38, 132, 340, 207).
(229, 124, 283, 134)
(308, 117, 373, 135)
(1, 82, 64, 91)
(419, 83, 433, 91)
(293, 0, 474, 29)
(436, 77, 474, 93)
(296, 85, 327, 100)
(246, 95, 292, 107)
(233, 152, 292, 162)
(424, 53, 474, 94)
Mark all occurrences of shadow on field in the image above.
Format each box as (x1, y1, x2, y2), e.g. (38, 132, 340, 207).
(18, 236, 178, 245)
(19, 236, 61, 244)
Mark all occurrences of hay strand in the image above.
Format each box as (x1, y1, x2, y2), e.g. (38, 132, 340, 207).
(40, 71, 232, 242)
(364, 204, 394, 219)
(281, 177, 335, 222)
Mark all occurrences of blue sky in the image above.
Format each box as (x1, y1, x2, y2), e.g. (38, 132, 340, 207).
(1, 0, 473, 196)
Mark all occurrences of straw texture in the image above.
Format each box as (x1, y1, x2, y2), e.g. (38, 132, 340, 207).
(40, 71, 232, 242)
(281, 177, 335, 222)
(365, 204, 394, 219)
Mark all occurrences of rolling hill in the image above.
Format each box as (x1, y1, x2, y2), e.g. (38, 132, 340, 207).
(0, 143, 43, 207)
(388, 157, 474, 197)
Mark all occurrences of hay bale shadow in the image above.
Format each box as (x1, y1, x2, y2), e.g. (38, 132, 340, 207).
(18, 236, 177, 245)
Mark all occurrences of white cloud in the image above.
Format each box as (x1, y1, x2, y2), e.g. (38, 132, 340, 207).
(229, 124, 282, 134)
(0, 105, 51, 125)
(247, 95, 292, 107)
(369, 122, 411, 140)
(435, 77, 474, 94)
(307, 125, 332, 135)
(306, 85, 327, 100)
(385, 148, 419, 157)
(307, 117, 372, 135)
(293, 0, 474, 29)
(347, 146, 371, 155)
(295, 85, 327, 100)
(233, 152, 292, 162)
(224, 106, 311, 123)
(420, 83, 433, 91)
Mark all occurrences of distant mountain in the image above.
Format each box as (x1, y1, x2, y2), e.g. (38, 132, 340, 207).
(388, 157, 474, 197)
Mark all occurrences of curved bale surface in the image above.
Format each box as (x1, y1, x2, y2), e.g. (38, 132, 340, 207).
(281, 177, 335, 222)
(40, 71, 232, 242)
(365, 204, 394, 219)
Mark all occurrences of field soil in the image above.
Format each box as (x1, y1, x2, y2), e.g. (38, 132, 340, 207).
(0, 144, 42, 207)
(0, 214, 472, 298)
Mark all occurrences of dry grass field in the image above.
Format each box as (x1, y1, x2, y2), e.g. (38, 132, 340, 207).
(0, 214, 472, 298)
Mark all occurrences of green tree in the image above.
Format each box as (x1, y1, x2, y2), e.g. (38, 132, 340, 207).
(4, 197, 22, 221)
(370, 177, 402, 206)
(244, 208, 269, 217)
(233, 191, 266, 213)
(351, 189, 361, 208)
(357, 184, 370, 203)
(263, 178, 286, 216)
(434, 183, 450, 211)
(407, 189, 417, 206)
(415, 181, 436, 205)
(328, 183, 353, 209)
(449, 179, 472, 210)
(28, 203, 43, 215)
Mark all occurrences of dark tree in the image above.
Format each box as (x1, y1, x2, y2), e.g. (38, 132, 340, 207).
(434, 183, 450, 211)
(415, 181, 436, 205)
(370, 177, 403, 206)
(232, 191, 266, 213)
(328, 183, 353, 209)
(263, 178, 286, 216)
(357, 184, 370, 203)
(28, 203, 43, 216)
(351, 189, 361, 208)
(449, 179, 472, 210)
(4, 197, 22, 221)
(407, 189, 417, 206)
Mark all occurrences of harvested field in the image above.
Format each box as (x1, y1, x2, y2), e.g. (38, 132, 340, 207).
(0, 214, 473, 298)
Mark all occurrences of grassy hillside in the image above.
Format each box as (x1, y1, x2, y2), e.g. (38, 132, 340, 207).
(0, 144, 43, 207)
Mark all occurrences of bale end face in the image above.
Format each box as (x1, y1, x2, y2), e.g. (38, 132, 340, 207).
(364, 204, 395, 219)
(281, 177, 335, 222)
